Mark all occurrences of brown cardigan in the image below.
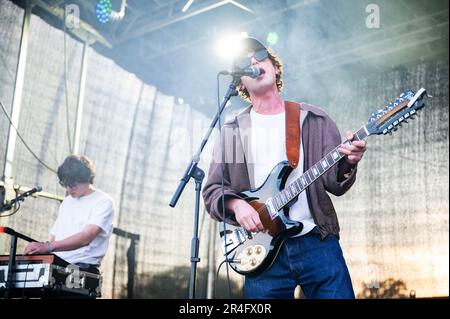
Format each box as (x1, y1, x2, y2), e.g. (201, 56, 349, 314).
(202, 102, 357, 239)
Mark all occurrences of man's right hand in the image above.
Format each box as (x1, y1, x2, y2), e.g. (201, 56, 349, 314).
(23, 241, 50, 255)
(226, 198, 265, 233)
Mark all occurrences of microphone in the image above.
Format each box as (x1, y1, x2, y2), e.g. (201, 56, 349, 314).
(0, 185, 42, 211)
(219, 66, 265, 79)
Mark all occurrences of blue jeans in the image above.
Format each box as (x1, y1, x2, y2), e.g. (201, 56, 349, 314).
(244, 229, 355, 299)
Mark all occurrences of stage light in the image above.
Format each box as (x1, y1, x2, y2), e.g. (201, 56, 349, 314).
(266, 32, 278, 46)
(95, 0, 113, 24)
(216, 32, 248, 59)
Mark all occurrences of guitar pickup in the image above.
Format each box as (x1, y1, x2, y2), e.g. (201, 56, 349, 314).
(265, 198, 278, 220)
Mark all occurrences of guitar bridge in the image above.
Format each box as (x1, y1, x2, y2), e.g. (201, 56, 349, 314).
(220, 228, 247, 255)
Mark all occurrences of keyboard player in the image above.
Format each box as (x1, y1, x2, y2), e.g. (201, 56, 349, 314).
(23, 155, 114, 275)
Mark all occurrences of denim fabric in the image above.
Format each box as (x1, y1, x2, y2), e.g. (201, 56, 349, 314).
(244, 229, 355, 299)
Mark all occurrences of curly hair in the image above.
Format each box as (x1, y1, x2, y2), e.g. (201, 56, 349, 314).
(237, 48, 284, 103)
(57, 155, 95, 185)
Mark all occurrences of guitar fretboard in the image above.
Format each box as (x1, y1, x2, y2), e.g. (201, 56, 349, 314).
(273, 126, 369, 211)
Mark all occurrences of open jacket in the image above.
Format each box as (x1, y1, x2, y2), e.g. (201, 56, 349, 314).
(202, 102, 357, 239)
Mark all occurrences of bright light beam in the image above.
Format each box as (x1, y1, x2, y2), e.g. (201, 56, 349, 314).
(182, 0, 194, 13)
(229, 0, 254, 14)
(216, 32, 248, 59)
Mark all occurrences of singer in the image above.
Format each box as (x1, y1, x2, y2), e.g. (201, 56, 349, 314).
(202, 37, 366, 298)
(23, 155, 115, 275)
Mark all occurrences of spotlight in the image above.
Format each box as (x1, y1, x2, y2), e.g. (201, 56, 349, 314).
(95, 0, 113, 24)
(216, 32, 248, 59)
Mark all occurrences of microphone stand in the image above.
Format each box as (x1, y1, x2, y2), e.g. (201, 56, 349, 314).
(0, 186, 42, 212)
(169, 75, 240, 299)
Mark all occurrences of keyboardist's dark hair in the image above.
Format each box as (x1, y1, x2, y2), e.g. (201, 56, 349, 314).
(57, 155, 95, 185)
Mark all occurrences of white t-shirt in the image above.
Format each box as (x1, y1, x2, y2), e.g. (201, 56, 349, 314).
(50, 189, 114, 265)
(250, 109, 316, 236)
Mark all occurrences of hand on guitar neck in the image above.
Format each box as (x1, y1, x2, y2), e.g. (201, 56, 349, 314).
(337, 131, 368, 180)
(226, 198, 265, 233)
(338, 131, 368, 166)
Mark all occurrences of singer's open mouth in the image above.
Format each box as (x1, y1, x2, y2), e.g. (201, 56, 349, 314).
(257, 68, 266, 78)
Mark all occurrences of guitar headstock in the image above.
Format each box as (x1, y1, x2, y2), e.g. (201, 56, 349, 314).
(366, 88, 428, 135)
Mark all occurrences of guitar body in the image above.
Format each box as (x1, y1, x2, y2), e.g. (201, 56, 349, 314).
(221, 161, 303, 277)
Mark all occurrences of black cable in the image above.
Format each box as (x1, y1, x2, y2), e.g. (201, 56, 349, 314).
(214, 259, 228, 299)
(0, 99, 57, 174)
(0, 191, 21, 218)
(0, 202, 20, 218)
(216, 73, 233, 299)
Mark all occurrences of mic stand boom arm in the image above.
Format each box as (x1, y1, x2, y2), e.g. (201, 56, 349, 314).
(169, 75, 240, 299)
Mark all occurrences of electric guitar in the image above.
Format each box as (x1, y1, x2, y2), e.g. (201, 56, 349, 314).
(220, 88, 428, 277)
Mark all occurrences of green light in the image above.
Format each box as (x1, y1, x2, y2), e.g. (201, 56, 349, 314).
(266, 32, 278, 46)
(95, 0, 112, 23)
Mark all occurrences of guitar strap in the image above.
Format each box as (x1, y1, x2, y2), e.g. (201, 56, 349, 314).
(285, 101, 301, 169)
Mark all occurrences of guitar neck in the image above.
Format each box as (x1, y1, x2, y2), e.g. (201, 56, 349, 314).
(273, 126, 370, 211)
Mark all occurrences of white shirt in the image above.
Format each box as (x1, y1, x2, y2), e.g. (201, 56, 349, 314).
(50, 189, 114, 265)
(250, 109, 316, 236)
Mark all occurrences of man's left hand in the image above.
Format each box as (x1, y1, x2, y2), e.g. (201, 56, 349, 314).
(338, 131, 367, 165)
